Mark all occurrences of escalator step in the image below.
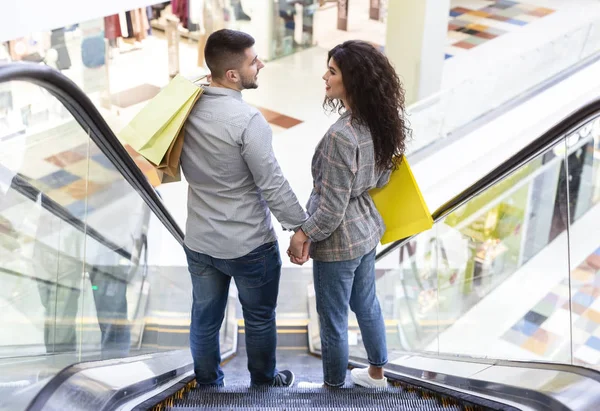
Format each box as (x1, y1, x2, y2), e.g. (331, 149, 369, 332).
(164, 385, 464, 410)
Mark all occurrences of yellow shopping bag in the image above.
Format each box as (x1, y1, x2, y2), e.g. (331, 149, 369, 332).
(370, 156, 433, 244)
(118, 75, 203, 166)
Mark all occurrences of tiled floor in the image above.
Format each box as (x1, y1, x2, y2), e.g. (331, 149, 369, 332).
(502, 247, 600, 367)
(257, 107, 304, 129)
(317, 0, 555, 61)
(446, 0, 555, 59)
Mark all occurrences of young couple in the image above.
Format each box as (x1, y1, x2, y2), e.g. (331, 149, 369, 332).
(180, 29, 410, 389)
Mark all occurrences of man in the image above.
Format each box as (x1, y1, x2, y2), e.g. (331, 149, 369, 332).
(180, 29, 309, 388)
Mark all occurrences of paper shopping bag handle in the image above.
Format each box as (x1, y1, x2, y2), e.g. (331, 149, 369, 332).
(192, 74, 209, 84)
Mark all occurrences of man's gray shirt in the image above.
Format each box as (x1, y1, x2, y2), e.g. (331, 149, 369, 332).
(181, 86, 307, 259)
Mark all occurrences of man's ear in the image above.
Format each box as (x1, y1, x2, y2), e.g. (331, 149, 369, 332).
(225, 69, 239, 84)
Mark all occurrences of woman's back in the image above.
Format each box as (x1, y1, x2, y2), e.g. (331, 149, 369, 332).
(288, 39, 409, 389)
(304, 111, 391, 262)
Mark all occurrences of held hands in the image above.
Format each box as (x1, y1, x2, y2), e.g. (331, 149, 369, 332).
(287, 229, 310, 265)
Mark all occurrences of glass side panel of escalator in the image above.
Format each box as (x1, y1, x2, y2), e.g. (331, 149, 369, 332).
(0, 80, 195, 410)
(357, 114, 600, 372)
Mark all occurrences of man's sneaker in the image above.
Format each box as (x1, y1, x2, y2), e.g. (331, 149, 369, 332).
(272, 370, 295, 387)
(351, 367, 387, 388)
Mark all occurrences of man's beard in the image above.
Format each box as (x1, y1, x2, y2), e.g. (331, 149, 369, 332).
(240, 74, 258, 90)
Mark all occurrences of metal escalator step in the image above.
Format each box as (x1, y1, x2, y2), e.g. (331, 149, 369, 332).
(165, 385, 464, 410)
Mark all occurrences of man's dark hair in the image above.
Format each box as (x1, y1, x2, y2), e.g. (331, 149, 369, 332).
(205, 29, 255, 79)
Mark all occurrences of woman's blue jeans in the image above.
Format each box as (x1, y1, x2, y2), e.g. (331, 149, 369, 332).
(313, 248, 388, 387)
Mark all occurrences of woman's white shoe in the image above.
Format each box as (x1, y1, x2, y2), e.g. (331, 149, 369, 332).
(350, 367, 387, 388)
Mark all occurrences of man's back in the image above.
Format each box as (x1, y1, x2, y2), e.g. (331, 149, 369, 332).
(181, 86, 305, 259)
(181, 27, 305, 389)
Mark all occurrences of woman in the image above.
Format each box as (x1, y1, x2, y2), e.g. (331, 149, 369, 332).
(289, 40, 410, 388)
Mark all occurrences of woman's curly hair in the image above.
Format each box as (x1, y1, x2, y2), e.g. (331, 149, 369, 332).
(324, 41, 411, 171)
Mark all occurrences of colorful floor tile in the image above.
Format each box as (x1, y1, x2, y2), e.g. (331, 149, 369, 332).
(502, 248, 600, 367)
(445, 1, 555, 59)
(257, 107, 303, 129)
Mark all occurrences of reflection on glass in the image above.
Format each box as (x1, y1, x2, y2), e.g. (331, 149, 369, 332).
(35, 223, 86, 356)
(45, 126, 150, 361)
(434, 142, 572, 363)
(0, 81, 155, 409)
(567, 117, 600, 372)
(362, 139, 590, 365)
(0, 22, 240, 410)
(362, 117, 600, 372)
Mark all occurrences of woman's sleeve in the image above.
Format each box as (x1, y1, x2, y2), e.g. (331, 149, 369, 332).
(376, 168, 392, 188)
(301, 130, 357, 242)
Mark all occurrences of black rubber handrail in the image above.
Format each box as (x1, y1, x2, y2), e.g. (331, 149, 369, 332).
(376, 97, 600, 261)
(0, 63, 184, 245)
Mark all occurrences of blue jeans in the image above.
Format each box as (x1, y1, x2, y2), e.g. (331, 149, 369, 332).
(313, 248, 387, 387)
(184, 241, 282, 386)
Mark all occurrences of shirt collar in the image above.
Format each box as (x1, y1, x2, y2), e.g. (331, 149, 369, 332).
(202, 86, 243, 100)
(340, 110, 351, 119)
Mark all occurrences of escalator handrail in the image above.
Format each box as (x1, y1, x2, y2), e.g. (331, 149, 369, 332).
(0, 62, 185, 245)
(376, 96, 600, 261)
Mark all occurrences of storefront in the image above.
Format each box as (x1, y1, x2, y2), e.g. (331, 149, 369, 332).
(147, 1, 320, 62)
(0, 1, 327, 136)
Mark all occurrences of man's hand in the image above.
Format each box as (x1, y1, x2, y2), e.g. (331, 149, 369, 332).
(289, 240, 310, 265)
(287, 229, 310, 265)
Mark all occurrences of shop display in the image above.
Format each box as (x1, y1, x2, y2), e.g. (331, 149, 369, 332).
(104, 15, 122, 47)
(102, 8, 153, 53)
(148, 0, 317, 63)
(369, 0, 380, 20)
(0, 0, 320, 147)
(7, 33, 47, 63)
(337, 0, 348, 31)
(50, 28, 72, 70)
(130, 8, 151, 41)
(81, 34, 105, 68)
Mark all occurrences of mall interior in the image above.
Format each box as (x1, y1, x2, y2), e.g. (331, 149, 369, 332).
(1, 0, 600, 409)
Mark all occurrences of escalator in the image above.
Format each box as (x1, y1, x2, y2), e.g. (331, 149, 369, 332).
(1, 62, 600, 411)
(137, 349, 470, 411)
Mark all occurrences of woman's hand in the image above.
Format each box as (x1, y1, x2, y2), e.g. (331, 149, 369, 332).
(287, 229, 310, 265)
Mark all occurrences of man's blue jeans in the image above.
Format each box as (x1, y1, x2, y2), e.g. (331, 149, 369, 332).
(184, 241, 282, 386)
(313, 248, 388, 387)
